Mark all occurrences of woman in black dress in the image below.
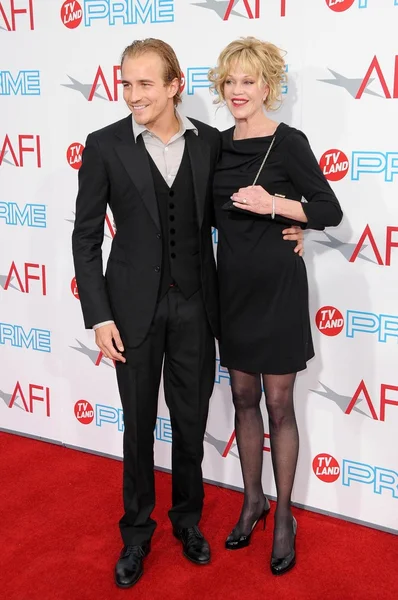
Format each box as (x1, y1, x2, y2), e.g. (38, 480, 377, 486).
(209, 38, 343, 575)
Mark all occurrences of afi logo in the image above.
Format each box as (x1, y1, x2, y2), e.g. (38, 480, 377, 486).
(191, 0, 286, 19)
(67, 143, 84, 169)
(8, 381, 50, 416)
(0, 70, 40, 95)
(320, 56, 398, 99)
(62, 0, 175, 28)
(350, 225, 398, 267)
(62, 66, 122, 101)
(0, 135, 41, 168)
(312, 380, 398, 421)
(3, 262, 47, 295)
(0, 0, 34, 31)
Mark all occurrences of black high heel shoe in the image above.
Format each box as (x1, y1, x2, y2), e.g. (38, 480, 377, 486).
(225, 497, 271, 550)
(270, 516, 297, 576)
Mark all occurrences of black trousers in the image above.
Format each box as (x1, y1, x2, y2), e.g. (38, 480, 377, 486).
(115, 287, 215, 546)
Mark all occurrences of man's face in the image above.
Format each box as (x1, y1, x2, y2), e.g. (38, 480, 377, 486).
(121, 53, 178, 128)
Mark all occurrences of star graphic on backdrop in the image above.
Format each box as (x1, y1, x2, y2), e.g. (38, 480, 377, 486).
(204, 431, 239, 458)
(0, 389, 20, 409)
(65, 212, 112, 239)
(61, 76, 107, 101)
(310, 382, 370, 418)
(314, 233, 376, 264)
(0, 150, 16, 167)
(0, 274, 19, 291)
(318, 69, 383, 98)
(191, 0, 244, 19)
(70, 340, 114, 367)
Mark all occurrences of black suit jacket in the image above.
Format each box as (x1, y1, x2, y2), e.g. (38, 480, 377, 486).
(72, 115, 221, 348)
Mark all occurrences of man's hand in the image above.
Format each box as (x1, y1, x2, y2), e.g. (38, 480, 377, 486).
(283, 226, 304, 256)
(95, 323, 126, 363)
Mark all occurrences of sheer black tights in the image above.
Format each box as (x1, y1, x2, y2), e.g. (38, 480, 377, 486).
(229, 369, 298, 558)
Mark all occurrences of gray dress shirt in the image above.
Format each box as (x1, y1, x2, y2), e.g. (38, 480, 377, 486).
(93, 112, 198, 330)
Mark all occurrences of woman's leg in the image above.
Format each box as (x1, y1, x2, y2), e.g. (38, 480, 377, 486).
(229, 369, 267, 535)
(262, 373, 298, 558)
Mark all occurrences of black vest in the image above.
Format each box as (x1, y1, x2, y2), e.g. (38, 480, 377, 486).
(147, 146, 201, 300)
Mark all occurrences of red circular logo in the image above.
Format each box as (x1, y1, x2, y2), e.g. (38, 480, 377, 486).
(66, 143, 84, 170)
(325, 0, 355, 12)
(180, 71, 186, 94)
(313, 454, 340, 483)
(74, 400, 94, 425)
(315, 306, 344, 336)
(71, 277, 79, 299)
(61, 0, 83, 29)
(319, 149, 349, 181)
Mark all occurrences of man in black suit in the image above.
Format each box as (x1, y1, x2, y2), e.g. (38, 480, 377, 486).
(72, 39, 220, 588)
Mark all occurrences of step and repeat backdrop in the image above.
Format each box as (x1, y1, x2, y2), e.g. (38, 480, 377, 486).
(1, 0, 398, 533)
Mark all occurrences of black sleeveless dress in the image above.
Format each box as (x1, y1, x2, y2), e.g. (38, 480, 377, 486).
(213, 123, 342, 374)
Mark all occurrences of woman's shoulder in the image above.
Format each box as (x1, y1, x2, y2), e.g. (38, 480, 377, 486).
(276, 123, 309, 145)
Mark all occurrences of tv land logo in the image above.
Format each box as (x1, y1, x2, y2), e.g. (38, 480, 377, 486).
(0, 70, 40, 96)
(0, 202, 47, 227)
(312, 380, 398, 422)
(319, 56, 398, 99)
(316, 306, 398, 343)
(74, 400, 172, 441)
(0, 135, 41, 168)
(190, 0, 286, 19)
(60, 0, 174, 29)
(315, 225, 398, 266)
(0, 0, 34, 31)
(0, 323, 51, 352)
(4, 381, 51, 417)
(313, 454, 398, 499)
(67, 143, 84, 170)
(71, 277, 79, 299)
(319, 149, 398, 182)
(326, 0, 398, 10)
(1, 261, 47, 295)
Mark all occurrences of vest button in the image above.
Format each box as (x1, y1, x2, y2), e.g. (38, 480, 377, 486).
(170, 240, 175, 247)
(170, 228, 176, 234)
(169, 190, 175, 197)
(171, 253, 176, 259)
(169, 203, 175, 209)
(154, 266, 160, 272)
(169, 215, 175, 221)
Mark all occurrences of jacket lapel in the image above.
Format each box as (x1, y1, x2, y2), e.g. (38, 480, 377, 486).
(114, 116, 160, 231)
(185, 129, 210, 229)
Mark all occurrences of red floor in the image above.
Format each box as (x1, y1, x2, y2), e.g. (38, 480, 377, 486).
(0, 432, 396, 600)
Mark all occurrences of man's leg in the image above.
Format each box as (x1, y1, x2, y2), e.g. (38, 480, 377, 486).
(164, 288, 215, 531)
(115, 295, 168, 548)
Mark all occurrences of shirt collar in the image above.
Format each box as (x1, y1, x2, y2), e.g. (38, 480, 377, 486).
(132, 111, 198, 142)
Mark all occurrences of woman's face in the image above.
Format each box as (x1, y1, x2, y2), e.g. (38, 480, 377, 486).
(223, 64, 268, 121)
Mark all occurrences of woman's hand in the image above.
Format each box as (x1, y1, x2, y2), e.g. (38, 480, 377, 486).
(283, 226, 304, 256)
(231, 185, 272, 215)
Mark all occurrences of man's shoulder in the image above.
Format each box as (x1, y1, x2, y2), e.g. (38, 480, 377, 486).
(188, 117, 219, 138)
(88, 115, 131, 141)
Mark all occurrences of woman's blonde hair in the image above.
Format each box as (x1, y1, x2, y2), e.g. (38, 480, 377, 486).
(208, 37, 286, 111)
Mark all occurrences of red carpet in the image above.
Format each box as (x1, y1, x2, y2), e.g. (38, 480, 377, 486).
(0, 432, 396, 600)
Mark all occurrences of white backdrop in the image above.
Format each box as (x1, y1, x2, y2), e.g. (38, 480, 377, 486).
(1, 0, 398, 533)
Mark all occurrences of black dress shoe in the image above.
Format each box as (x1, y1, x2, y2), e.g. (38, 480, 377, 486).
(225, 497, 271, 550)
(173, 526, 211, 565)
(270, 517, 297, 576)
(114, 543, 150, 588)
